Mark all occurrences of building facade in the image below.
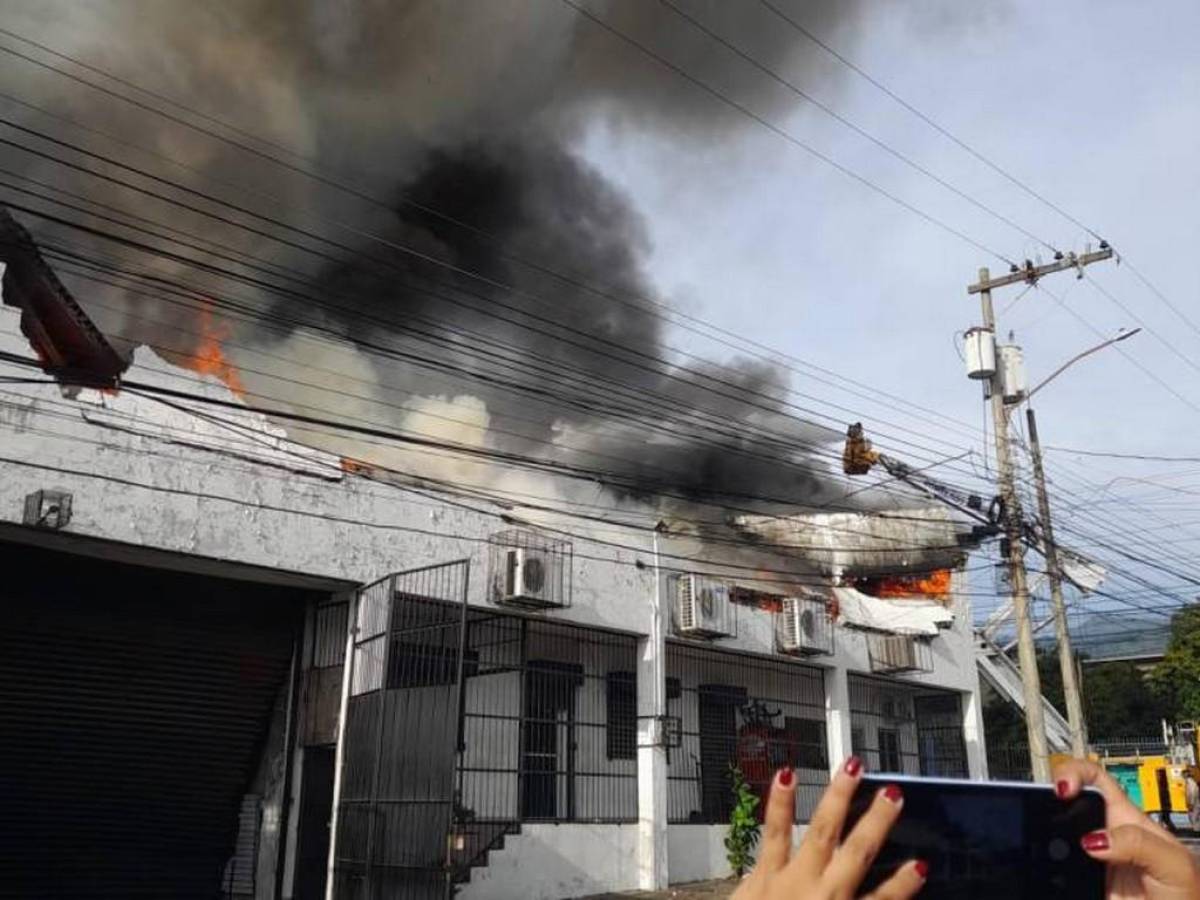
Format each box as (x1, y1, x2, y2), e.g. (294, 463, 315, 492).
(0, 298, 987, 899)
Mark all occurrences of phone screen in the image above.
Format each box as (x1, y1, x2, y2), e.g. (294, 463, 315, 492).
(843, 775, 1106, 900)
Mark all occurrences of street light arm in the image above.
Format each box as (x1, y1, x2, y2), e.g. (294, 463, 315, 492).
(1026, 328, 1141, 400)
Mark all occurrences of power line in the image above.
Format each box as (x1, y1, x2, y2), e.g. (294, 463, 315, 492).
(655, 0, 1059, 253)
(0, 126, 997, 472)
(757, 0, 1200, 344)
(555, 0, 1014, 265)
(0, 174, 1009, 508)
(1034, 281, 1200, 414)
(0, 33, 1190, 600)
(0, 39, 994, 449)
(1082, 272, 1200, 376)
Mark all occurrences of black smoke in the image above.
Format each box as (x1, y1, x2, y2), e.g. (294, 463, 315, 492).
(0, 0, 985, 510)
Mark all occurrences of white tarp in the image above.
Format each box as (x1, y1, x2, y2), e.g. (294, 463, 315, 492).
(833, 586, 954, 636)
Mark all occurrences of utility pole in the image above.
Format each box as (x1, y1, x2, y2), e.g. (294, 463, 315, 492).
(967, 246, 1112, 781)
(975, 266, 1051, 782)
(1026, 407, 1087, 758)
(1020, 325, 1138, 759)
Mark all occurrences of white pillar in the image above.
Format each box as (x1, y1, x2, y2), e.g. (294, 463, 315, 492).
(824, 665, 853, 773)
(962, 684, 990, 779)
(636, 544, 668, 890)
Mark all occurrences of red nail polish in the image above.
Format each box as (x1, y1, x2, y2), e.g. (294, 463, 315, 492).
(778, 767, 794, 787)
(1081, 831, 1110, 852)
(844, 755, 863, 777)
(914, 860, 930, 880)
(883, 784, 903, 804)
(1055, 780, 1070, 799)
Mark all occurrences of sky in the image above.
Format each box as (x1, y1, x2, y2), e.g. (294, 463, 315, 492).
(0, 0, 1196, 642)
(572, 0, 1200, 635)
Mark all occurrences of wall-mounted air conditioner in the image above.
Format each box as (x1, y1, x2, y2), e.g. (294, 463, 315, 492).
(776, 595, 834, 656)
(499, 547, 560, 609)
(674, 574, 734, 639)
(868, 634, 934, 675)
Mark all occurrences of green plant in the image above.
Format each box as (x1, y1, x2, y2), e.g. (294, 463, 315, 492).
(724, 764, 761, 878)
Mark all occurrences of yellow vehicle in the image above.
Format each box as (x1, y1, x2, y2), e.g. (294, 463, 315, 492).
(1080, 722, 1200, 830)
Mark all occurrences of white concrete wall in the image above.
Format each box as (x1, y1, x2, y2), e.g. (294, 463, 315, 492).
(0, 305, 991, 894)
(0, 307, 655, 636)
(458, 824, 641, 900)
(667, 824, 807, 885)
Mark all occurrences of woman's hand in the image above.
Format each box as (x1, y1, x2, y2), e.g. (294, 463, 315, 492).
(1055, 758, 1200, 900)
(732, 757, 927, 900)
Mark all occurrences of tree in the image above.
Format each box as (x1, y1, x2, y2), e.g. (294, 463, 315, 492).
(985, 645, 1169, 771)
(1151, 605, 1200, 721)
(1085, 661, 1168, 738)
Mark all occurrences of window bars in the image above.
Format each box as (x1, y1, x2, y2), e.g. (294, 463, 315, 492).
(665, 642, 828, 824)
(459, 615, 639, 824)
(848, 675, 968, 778)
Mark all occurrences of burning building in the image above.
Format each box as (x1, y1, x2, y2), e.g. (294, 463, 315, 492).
(0, 1, 1005, 895)
(0, 243, 988, 900)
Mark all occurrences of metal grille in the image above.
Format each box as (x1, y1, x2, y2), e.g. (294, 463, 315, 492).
(458, 616, 639, 824)
(848, 675, 968, 778)
(487, 529, 572, 610)
(334, 561, 470, 900)
(301, 600, 350, 747)
(666, 642, 828, 824)
(776, 595, 835, 656)
(334, 564, 638, 899)
(867, 634, 935, 674)
(671, 574, 737, 639)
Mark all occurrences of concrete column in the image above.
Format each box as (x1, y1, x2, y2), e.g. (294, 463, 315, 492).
(824, 665, 854, 773)
(962, 684, 990, 780)
(636, 554, 668, 890)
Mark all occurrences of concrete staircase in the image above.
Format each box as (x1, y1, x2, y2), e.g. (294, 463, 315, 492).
(450, 820, 521, 885)
(975, 635, 1072, 752)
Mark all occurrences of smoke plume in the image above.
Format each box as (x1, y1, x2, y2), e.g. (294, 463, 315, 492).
(0, 0, 975, 514)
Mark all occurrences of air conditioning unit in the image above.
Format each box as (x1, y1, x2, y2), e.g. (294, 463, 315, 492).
(776, 595, 833, 656)
(868, 634, 933, 674)
(674, 575, 734, 638)
(500, 547, 560, 609)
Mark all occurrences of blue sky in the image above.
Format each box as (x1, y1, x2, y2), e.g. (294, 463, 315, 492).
(574, 0, 1200, 630)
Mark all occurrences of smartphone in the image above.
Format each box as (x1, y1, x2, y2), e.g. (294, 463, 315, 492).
(843, 775, 1106, 900)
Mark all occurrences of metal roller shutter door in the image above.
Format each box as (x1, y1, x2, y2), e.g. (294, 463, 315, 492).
(0, 541, 306, 899)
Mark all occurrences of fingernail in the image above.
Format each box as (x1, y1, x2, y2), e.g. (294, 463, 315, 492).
(883, 783, 903, 804)
(844, 755, 863, 777)
(914, 860, 930, 880)
(1081, 830, 1110, 852)
(778, 767, 794, 787)
(1055, 780, 1070, 799)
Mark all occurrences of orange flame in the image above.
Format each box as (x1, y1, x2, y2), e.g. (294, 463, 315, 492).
(187, 307, 244, 396)
(860, 569, 952, 600)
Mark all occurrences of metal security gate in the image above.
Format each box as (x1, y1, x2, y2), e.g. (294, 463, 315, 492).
(333, 561, 470, 900)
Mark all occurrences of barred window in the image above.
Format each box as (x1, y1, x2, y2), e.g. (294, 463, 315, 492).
(606, 671, 636, 760)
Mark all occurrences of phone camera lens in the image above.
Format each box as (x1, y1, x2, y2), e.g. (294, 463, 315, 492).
(1048, 838, 1070, 862)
